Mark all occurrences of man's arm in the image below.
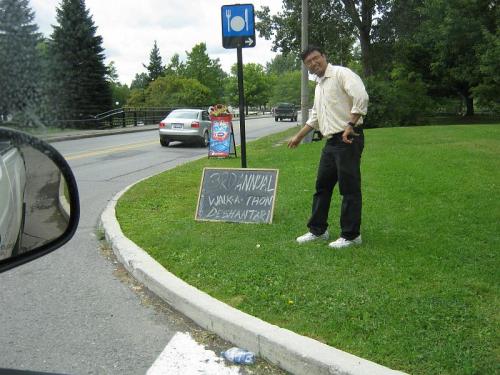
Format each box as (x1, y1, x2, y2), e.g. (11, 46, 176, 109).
(342, 113, 362, 144)
(340, 68, 368, 144)
(288, 124, 314, 148)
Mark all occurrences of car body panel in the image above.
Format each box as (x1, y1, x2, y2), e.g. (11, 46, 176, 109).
(0, 142, 26, 260)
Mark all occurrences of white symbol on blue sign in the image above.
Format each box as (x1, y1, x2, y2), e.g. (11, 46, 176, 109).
(222, 4, 254, 37)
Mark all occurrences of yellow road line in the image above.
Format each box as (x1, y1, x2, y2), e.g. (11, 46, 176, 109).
(65, 140, 158, 160)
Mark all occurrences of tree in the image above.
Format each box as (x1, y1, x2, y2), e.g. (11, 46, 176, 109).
(105, 61, 129, 108)
(226, 63, 271, 113)
(110, 83, 130, 108)
(126, 88, 146, 107)
(473, 23, 500, 110)
(141, 75, 211, 107)
(164, 53, 186, 77)
(130, 72, 149, 90)
(397, 0, 498, 116)
(143, 40, 164, 82)
(268, 70, 315, 107)
(184, 43, 226, 103)
(257, 1, 401, 77)
(338, 0, 393, 76)
(47, 0, 111, 120)
(0, 0, 41, 122)
(266, 53, 300, 75)
(261, 1, 468, 77)
(105, 61, 119, 84)
(265, 55, 314, 108)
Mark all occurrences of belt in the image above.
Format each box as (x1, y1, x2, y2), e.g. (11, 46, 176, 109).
(326, 127, 363, 140)
(326, 132, 343, 140)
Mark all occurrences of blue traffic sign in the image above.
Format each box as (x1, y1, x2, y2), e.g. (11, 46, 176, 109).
(221, 4, 256, 49)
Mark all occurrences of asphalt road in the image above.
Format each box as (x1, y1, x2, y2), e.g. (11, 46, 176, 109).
(0, 117, 297, 374)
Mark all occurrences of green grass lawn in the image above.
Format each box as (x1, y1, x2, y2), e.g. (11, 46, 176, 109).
(116, 124, 500, 375)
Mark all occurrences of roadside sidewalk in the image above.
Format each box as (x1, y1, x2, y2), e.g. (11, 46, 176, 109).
(39, 123, 158, 143)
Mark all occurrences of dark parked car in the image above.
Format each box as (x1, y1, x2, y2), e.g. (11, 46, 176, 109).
(159, 109, 211, 147)
(274, 103, 298, 122)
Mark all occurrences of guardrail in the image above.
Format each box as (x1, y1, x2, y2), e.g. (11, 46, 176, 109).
(0, 107, 275, 130)
(91, 108, 270, 128)
(95, 107, 179, 129)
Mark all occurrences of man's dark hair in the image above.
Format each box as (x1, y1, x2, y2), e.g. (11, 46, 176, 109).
(300, 45, 325, 61)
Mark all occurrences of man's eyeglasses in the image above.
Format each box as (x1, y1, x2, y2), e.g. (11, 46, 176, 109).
(304, 53, 324, 67)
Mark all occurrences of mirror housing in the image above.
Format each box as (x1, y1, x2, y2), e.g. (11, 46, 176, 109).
(0, 127, 80, 273)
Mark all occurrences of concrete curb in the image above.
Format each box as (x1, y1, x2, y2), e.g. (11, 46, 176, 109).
(100, 180, 407, 375)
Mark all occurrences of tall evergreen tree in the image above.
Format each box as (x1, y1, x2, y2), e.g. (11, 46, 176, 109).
(143, 40, 164, 82)
(47, 0, 111, 120)
(0, 0, 41, 122)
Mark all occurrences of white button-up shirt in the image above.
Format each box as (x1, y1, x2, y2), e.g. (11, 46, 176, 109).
(306, 64, 369, 137)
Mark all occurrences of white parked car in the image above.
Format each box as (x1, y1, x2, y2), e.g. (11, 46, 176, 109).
(159, 109, 211, 147)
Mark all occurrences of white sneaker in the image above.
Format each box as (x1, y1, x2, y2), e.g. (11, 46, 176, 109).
(328, 235, 362, 249)
(296, 231, 329, 244)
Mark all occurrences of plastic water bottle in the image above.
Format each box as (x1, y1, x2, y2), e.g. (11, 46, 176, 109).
(221, 347, 256, 365)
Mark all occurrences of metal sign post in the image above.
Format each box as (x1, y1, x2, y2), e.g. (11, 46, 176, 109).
(221, 4, 256, 168)
(236, 47, 247, 168)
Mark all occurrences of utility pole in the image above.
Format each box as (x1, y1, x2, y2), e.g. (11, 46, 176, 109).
(301, 0, 312, 142)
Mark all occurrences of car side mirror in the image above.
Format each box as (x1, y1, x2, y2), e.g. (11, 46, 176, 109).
(0, 127, 80, 273)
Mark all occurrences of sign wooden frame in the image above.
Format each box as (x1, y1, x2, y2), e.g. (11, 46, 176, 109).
(195, 167, 279, 224)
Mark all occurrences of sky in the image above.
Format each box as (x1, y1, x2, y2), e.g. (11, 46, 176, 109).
(30, 0, 284, 86)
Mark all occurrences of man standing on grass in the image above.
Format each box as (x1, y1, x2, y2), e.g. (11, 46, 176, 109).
(288, 46, 369, 249)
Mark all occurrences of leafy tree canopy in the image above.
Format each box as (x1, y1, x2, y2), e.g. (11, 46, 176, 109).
(266, 53, 300, 75)
(184, 43, 227, 103)
(268, 70, 315, 107)
(226, 63, 271, 109)
(130, 72, 149, 90)
(165, 53, 186, 77)
(397, 0, 498, 115)
(129, 75, 211, 108)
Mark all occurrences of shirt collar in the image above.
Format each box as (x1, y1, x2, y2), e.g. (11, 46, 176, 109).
(317, 64, 334, 83)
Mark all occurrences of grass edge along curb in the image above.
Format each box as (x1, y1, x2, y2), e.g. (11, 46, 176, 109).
(114, 125, 500, 374)
(100, 184, 407, 375)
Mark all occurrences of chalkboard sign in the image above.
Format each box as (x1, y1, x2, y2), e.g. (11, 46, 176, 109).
(195, 168, 279, 224)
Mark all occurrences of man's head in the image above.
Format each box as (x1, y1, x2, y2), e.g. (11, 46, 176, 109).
(301, 46, 328, 77)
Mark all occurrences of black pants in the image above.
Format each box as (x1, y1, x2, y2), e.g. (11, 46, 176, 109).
(307, 130, 364, 240)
